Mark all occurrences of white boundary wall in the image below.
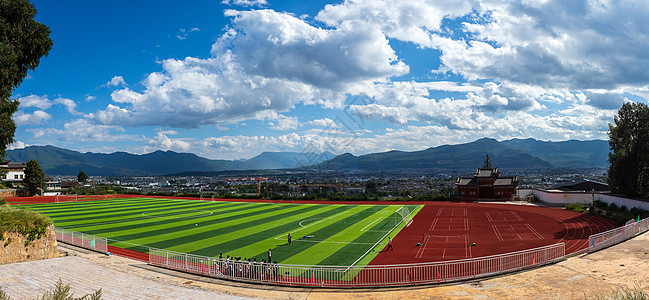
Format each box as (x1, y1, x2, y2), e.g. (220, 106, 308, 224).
(532, 189, 595, 205)
(519, 188, 649, 211)
(598, 194, 649, 211)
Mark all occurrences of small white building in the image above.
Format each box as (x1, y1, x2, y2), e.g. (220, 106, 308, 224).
(1, 160, 26, 187)
(44, 178, 62, 196)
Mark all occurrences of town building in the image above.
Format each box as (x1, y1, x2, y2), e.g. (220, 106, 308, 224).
(549, 178, 609, 192)
(1, 160, 26, 187)
(456, 168, 519, 201)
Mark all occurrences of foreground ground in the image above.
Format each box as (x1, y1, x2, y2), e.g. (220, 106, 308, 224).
(1, 230, 647, 299)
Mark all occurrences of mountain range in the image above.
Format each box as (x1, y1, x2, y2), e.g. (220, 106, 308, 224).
(4, 138, 609, 176)
(315, 138, 609, 170)
(4, 146, 334, 176)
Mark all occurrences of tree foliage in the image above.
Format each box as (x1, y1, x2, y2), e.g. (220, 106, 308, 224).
(77, 171, 88, 183)
(0, 0, 53, 159)
(23, 159, 44, 195)
(608, 102, 649, 199)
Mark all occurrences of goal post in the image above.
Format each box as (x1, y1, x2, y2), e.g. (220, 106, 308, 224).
(394, 206, 412, 226)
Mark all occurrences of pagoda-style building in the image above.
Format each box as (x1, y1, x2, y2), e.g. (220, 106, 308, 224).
(456, 162, 519, 201)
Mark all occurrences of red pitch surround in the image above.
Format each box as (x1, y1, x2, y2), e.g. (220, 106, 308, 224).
(369, 202, 617, 265)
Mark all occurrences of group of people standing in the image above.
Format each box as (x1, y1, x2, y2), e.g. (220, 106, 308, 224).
(215, 253, 279, 281)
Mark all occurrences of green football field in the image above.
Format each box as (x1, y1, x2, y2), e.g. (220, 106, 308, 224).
(22, 197, 421, 267)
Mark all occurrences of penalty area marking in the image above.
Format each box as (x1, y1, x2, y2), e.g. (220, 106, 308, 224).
(273, 209, 366, 240)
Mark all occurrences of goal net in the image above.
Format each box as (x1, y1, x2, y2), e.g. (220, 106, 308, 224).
(394, 206, 412, 226)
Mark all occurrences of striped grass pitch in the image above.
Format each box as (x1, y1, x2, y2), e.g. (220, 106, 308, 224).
(21, 197, 421, 267)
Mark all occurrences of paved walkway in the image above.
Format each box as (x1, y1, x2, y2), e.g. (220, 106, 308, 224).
(1, 231, 648, 299)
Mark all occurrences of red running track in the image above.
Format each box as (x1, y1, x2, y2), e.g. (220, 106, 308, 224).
(9, 195, 618, 266)
(369, 202, 618, 265)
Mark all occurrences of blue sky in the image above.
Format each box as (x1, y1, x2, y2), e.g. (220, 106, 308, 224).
(11, 0, 649, 159)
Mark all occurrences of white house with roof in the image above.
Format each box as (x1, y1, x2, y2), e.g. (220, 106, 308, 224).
(1, 160, 26, 187)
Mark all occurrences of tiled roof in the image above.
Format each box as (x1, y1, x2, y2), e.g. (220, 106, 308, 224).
(7, 162, 26, 168)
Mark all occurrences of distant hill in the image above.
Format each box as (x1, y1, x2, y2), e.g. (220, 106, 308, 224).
(4, 146, 333, 176)
(314, 138, 609, 170)
(501, 138, 609, 168)
(4, 138, 608, 176)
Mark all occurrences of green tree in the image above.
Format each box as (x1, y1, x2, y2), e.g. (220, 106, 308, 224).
(77, 171, 88, 183)
(608, 102, 649, 199)
(0, 0, 53, 159)
(23, 159, 44, 195)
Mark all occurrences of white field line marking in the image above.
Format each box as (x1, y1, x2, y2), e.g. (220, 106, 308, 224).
(526, 224, 545, 239)
(273, 209, 360, 240)
(492, 225, 504, 241)
(436, 208, 443, 216)
(141, 210, 214, 220)
(292, 239, 378, 245)
(359, 217, 382, 231)
(348, 205, 421, 269)
(429, 218, 438, 231)
(416, 235, 430, 258)
(511, 211, 524, 221)
(486, 212, 494, 222)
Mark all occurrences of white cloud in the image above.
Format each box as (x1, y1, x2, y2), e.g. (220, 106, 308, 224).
(13, 110, 51, 125)
(316, 0, 473, 47)
(88, 9, 408, 129)
(267, 114, 298, 131)
(176, 28, 200, 40)
(54, 98, 81, 115)
(305, 118, 338, 128)
(28, 119, 138, 142)
(18, 95, 52, 110)
(221, 0, 267, 7)
(317, 0, 649, 92)
(106, 76, 127, 87)
(7, 141, 27, 150)
(84, 95, 96, 102)
(144, 130, 191, 152)
(219, 9, 408, 91)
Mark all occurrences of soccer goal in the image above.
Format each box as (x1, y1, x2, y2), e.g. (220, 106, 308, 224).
(393, 206, 413, 227)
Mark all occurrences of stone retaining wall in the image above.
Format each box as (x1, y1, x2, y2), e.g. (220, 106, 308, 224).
(0, 226, 59, 264)
(0, 189, 16, 199)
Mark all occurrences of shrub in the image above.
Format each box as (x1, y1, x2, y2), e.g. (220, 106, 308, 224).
(0, 206, 52, 246)
(0, 278, 102, 300)
(566, 203, 590, 213)
(594, 282, 648, 300)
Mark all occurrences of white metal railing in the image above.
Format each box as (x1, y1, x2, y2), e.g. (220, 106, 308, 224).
(54, 216, 649, 288)
(54, 227, 108, 254)
(588, 217, 649, 252)
(149, 243, 565, 287)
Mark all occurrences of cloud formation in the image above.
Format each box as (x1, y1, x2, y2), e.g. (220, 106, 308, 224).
(88, 9, 408, 129)
(105, 76, 127, 87)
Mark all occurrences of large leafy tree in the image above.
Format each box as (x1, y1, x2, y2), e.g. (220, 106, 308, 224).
(23, 159, 44, 195)
(0, 0, 53, 159)
(608, 102, 649, 199)
(77, 171, 88, 183)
